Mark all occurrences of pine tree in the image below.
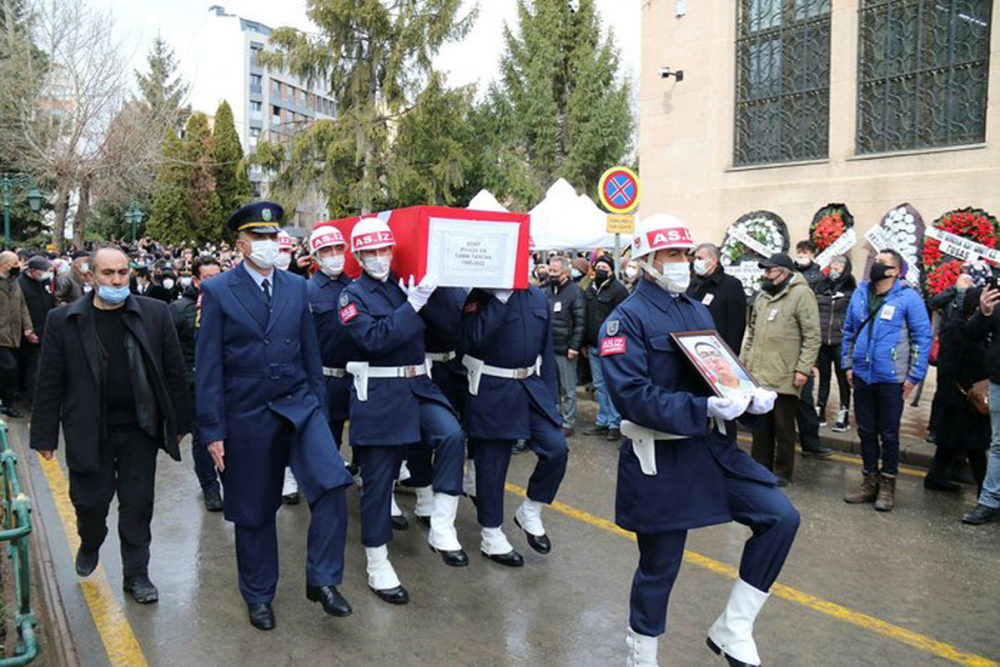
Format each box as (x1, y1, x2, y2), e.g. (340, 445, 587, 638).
(146, 129, 192, 244)
(480, 0, 634, 208)
(183, 113, 223, 243)
(135, 35, 191, 132)
(212, 100, 251, 225)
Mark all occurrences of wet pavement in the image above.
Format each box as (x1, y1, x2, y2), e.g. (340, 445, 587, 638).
(11, 394, 1000, 666)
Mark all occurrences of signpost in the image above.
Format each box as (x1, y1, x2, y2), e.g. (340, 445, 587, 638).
(598, 166, 640, 275)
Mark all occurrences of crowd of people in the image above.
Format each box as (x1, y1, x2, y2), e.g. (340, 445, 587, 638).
(2, 204, 997, 666)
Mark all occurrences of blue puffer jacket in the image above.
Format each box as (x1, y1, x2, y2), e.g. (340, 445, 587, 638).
(842, 280, 932, 385)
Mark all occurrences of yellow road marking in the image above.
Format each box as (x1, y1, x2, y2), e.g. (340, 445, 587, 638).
(734, 435, 925, 478)
(505, 483, 998, 667)
(38, 455, 149, 667)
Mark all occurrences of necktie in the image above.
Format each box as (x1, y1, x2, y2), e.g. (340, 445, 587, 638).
(262, 278, 271, 308)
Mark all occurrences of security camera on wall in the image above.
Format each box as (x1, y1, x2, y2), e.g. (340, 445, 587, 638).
(658, 67, 684, 82)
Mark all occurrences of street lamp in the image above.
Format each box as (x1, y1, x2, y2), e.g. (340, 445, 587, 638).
(0, 174, 43, 249)
(124, 202, 143, 243)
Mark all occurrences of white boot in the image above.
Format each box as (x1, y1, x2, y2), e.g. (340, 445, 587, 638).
(707, 578, 770, 666)
(463, 460, 477, 498)
(365, 545, 402, 591)
(428, 493, 463, 552)
(515, 498, 546, 536)
(625, 627, 658, 667)
(480, 526, 514, 555)
(281, 467, 299, 498)
(414, 485, 434, 522)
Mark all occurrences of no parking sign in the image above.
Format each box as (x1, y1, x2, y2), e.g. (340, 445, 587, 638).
(598, 166, 640, 215)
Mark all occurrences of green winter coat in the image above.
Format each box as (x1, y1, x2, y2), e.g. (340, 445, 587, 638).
(742, 272, 821, 397)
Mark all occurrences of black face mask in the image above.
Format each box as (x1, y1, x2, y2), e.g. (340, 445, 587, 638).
(870, 262, 894, 282)
(761, 276, 783, 295)
(536, 271, 549, 283)
(9, 267, 19, 278)
(594, 268, 610, 285)
(548, 275, 562, 288)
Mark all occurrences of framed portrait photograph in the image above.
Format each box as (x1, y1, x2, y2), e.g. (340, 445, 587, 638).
(670, 330, 759, 399)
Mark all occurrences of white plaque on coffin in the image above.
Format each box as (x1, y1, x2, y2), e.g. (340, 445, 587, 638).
(426, 217, 521, 288)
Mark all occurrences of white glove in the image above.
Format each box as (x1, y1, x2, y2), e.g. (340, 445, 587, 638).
(707, 394, 752, 422)
(406, 274, 437, 312)
(746, 387, 778, 415)
(487, 288, 513, 304)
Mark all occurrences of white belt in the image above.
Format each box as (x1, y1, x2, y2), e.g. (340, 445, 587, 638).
(461, 354, 542, 396)
(620, 420, 688, 476)
(345, 361, 429, 402)
(426, 351, 457, 363)
(323, 367, 347, 378)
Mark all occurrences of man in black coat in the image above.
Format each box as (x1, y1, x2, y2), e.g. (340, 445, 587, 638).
(687, 243, 748, 354)
(17, 255, 55, 405)
(169, 255, 223, 511)
(546, 255, 585, 436)
(583, 254, 629, 440)
(30, 246, 190, 604)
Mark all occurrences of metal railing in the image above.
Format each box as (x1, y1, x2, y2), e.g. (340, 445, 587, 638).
(0, 422, 36, 665)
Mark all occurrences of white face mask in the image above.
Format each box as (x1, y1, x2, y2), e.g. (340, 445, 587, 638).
(319, 255, 345, 277)
(795, 255, 811, 267)
(79, 262, 90, 274)
(362, 254, 391, 281)
(643, 259, 691, 294)
(693, 258, 712, 277)
(248, 239, 280, 270)
(625, 266, 638, 279)
(36, 271, 53, 282)
(162, 278, 175, 290)
(274, 252, 292, 271)
(180, 276, 193, 288)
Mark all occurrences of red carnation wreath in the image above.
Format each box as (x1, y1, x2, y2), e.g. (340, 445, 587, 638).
(921, 207, 999, 296)
(809, 204, 855, 252)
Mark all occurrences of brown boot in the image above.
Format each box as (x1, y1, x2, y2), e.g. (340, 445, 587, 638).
(844, 473, 880, 504)
(875, 474, 896, 512)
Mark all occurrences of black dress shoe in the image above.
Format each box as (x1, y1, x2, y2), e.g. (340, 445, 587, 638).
(429, 544, 469, 567)
(1, 406, 24, 419)
(75, 548, 99, 577)
(204, 488, 224, 512)
(123, 576, 159, 604)
(923, 476, 960, 492)
(371, 585, 409, 605)
(482, 550, 524, 567)
(415, 514, 430, 529)
(801, 447, 833, 459)
(282, 491, 301, 505)
(514, 516, 551, 554)
(606, 428, 622, 442)
(583, 424, 609, 436)
(707, 637, 752, 666)
(963, 503, 1000, 525)
(391, 514, 410, 531)
(306, 585, 353, 617)
(247, 602, 275, 630)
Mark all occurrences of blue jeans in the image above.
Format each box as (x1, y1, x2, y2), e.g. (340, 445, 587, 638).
(588, 347, 621, 429)
(978, 383, 1000, 509)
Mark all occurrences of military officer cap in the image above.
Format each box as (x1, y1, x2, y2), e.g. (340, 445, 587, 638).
(226, 201, 284, 234)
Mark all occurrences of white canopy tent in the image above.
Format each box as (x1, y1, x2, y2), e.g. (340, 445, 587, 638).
(529, 179, 631, 251)
(467, 189, 509, 213)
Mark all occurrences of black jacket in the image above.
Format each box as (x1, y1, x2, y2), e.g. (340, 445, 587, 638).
(17, 273, 55, 339)
(796, 261, 823, 291)
(584, 278, 630, 347)
(547, 279, 585, 354)
(168, 285, 198, 384)
(687, 267, 748, 354)
(30, 294, 191, 473)
(815, 268, 857, 347)
(965, 295, 1000, 384)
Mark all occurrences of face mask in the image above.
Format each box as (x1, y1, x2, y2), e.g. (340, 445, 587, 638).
(625, 266, 638, 280)
(248, 239, 280, 270)
(362, 254, 391, 281)
(693, 259, 711, 277)
(643, 260, 690, 294)
(548, 275, 562, 288)
(828, 269, 842, 280)
(537, 271, 549, 283)
(9, 267, 19, 278)
(162, 278, 175, 290)
(80, 262, 89, 274)
(594, 268, 610, 285)
(795, 255, 811, 268)
(274, 253, 292, 271)
(870, 262, 893, 282)
(319, 255, 345, 277)
(36, 271, 52, 282)
(180, 276, 193, 288)
(97, 284, 130, 304)
(571, 268, 582, 280)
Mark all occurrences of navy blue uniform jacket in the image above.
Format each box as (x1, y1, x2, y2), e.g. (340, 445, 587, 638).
(307, 271, 358, 422)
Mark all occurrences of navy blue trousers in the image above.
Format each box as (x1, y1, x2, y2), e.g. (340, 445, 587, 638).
(471, 409, 569, 528)
(853, 379, 904, 476)
(629, 477, 799, 637)
(234, 487, 348, 603)
(356, 400, 465, 547)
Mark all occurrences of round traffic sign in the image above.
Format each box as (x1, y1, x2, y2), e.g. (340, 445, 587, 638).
(599, 167, 640, 214)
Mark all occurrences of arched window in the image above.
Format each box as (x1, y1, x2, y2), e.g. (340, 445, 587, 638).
(734, 0, 832, 166)
(857, 0, 992, 154)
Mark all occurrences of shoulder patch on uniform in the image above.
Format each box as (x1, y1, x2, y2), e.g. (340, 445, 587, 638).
(601, 336, 627, 356)
(606, 319, 619, 336)
(339, 292, 350, 308)
(339, 303, 358, 323)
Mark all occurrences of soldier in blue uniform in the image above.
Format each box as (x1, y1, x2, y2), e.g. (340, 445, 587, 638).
(195, 202, 354, 631)
(600, 215, 799, 667)
(461, 283, 569, 566)
(305, 225, 409, 531)
(338, 217, 468, 606)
